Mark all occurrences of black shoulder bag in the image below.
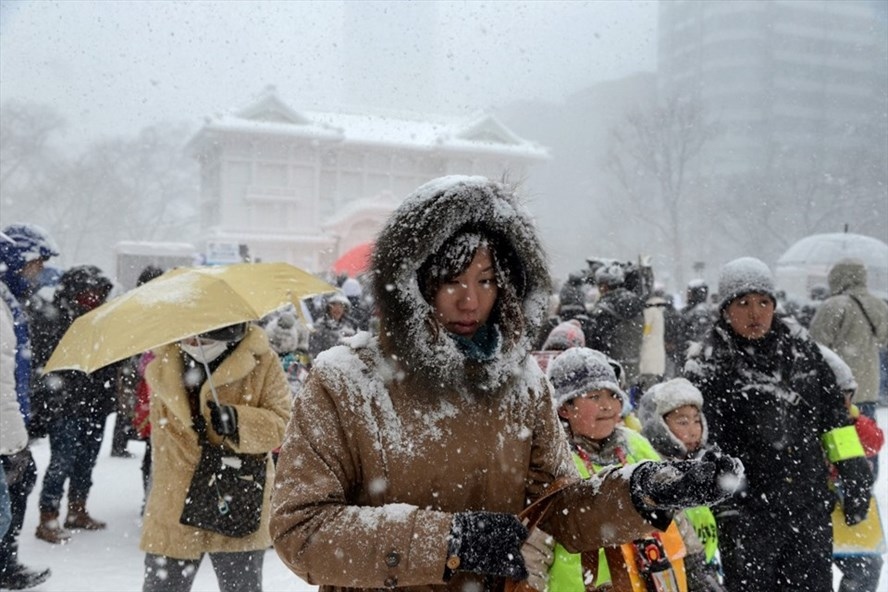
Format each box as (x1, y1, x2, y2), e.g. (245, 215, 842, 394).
(179, 414, 267, 538)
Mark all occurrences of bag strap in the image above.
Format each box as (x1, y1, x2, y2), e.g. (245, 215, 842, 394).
(503, 477, 577, 592)
(848, 294, 878, 337)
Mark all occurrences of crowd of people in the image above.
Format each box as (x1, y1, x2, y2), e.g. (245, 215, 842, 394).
(0, 175, 885, 592)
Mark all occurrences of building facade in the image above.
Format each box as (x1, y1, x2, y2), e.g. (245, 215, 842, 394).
(187, 86, 548, 272)
(658, 0, 887, 175)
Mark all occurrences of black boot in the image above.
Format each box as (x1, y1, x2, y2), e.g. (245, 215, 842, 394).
(0, 563, 52, 590)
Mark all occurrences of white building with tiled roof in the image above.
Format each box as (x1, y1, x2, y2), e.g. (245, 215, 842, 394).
(187, 86, 548, 272)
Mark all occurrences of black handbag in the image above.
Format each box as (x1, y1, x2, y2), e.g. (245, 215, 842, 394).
(179, 416, 267, 538)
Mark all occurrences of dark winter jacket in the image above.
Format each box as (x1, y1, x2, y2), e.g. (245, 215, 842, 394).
(684, 317, 852, 515)
(809, 259, 888, 405)
(30, 266, 117, 431)
(587, 287, 646, 383)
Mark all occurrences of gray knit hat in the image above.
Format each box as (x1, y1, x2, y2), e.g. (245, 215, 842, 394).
(638, 378, 708, 458)
(717, 256, 776, 311)
(547, 347, 627, 407)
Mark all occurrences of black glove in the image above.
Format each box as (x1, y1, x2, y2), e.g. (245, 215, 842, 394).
(446, 511, 528, 580)
(630, 450, 745, 512)
(836, 456, 873, 526)
(207, 401, 238, 438)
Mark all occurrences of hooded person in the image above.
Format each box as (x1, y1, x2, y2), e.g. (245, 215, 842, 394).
(341, 277, 372, 331)
(308, 292, 358, 358)
(684, 256, 874, 592)
(30, 265, 116, 544)
(270, 175, 743, 592)
(139, 321, 291, 592)
(0, 224, 57, 589)
(638, 379, 724, 590)
(809, 259, 888, 425)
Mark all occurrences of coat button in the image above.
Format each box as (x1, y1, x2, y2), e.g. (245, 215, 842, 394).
(384, 576, 398, 587)
(385, 551, 400, 567)
(446, 555, 461, 570)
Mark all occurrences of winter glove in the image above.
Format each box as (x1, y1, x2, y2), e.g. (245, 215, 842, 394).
(520, 527, 555, 592)
(630, 450, 744, 513)
(446, 511, 528, 581)
(1, 448, 37, 487)
(836, 456, 874, 526)
(684, 552, 726, 592)
(207, 401, 238, 439)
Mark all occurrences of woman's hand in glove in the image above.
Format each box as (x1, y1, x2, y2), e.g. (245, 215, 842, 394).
(446, 511, 528, 580)
(630, 450, 745, 512)
(207, 400, 238, 438)
(521, 527, 555, 592)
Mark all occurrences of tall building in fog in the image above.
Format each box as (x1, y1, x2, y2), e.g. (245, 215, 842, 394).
(658, 0, 887, 175)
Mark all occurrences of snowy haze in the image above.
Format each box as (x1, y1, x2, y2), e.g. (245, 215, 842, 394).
(0, 0, 657, 147)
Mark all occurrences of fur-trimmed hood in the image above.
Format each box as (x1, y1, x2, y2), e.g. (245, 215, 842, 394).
(370, 176, 551, 394)
(638, 377, 709, 459)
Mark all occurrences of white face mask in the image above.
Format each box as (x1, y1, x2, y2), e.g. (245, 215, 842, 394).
(180, 339, 229, 364)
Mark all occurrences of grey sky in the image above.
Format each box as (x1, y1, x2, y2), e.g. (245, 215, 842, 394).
(0, 0, 657, 146)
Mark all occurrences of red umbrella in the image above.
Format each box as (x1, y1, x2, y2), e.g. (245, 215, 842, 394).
(331, 242, 373, 276)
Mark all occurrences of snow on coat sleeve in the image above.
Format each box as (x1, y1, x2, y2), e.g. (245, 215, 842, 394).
(270, 368, 452, 588)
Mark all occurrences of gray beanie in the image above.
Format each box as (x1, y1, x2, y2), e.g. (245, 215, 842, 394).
(818, 345, 858, 393)
(547, 347, 627, 408)
(717, 256, 776, 311)
(638, 378, 708, 458)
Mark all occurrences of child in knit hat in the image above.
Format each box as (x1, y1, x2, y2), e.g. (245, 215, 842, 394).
(638, 379, 725, 591)
(546, 348, 704, 592)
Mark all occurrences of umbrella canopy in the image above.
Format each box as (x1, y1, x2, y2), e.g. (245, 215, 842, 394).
(331, 242, 373, 277)
(44, 262, 336, 374)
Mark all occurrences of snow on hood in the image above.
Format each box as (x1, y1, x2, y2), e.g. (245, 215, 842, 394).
(637, 378, 708, 459)
(369, 175, 551, 394)
(827, 258, 867, 295)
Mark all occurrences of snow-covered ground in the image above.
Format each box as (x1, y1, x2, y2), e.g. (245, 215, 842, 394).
(13, 408, 888, 591)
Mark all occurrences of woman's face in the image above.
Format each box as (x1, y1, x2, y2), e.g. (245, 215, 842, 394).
(432, 246, 498, 338)
(664, 405, 703, 453)
(724, 292, 775, 339)
(558, 388, 622, 441)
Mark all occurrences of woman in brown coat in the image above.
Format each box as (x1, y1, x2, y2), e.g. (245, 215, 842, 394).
(141, 324, 291, 592)
(271, 176, 743, 592)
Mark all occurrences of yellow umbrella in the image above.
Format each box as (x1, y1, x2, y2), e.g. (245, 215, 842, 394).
(44, 262, 337, 373)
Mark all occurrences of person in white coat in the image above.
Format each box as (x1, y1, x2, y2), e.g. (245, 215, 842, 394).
(0, 298, 29, 540)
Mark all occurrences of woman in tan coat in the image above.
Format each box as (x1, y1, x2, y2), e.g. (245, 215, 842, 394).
(140, 323, 290, 592)
(271, 176, 743, 592)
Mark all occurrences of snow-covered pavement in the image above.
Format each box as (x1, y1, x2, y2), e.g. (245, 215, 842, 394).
(13, 409, 888, 591)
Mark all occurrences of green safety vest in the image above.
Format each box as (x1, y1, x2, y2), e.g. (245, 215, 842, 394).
(548, 430, 661, 592)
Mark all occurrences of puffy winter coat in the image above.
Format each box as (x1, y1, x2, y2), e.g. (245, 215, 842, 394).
(809, 259, 888, 405)
(271, 176, 657, 592)
(0, 297, 28, 455)
(139, 327, 290, 559)
(685, 318, 853, 515)
(29, 266, 117, 432)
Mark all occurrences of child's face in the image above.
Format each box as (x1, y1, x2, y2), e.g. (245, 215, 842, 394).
(664, 405, 703, 453)
(559, 388, 622, 441)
